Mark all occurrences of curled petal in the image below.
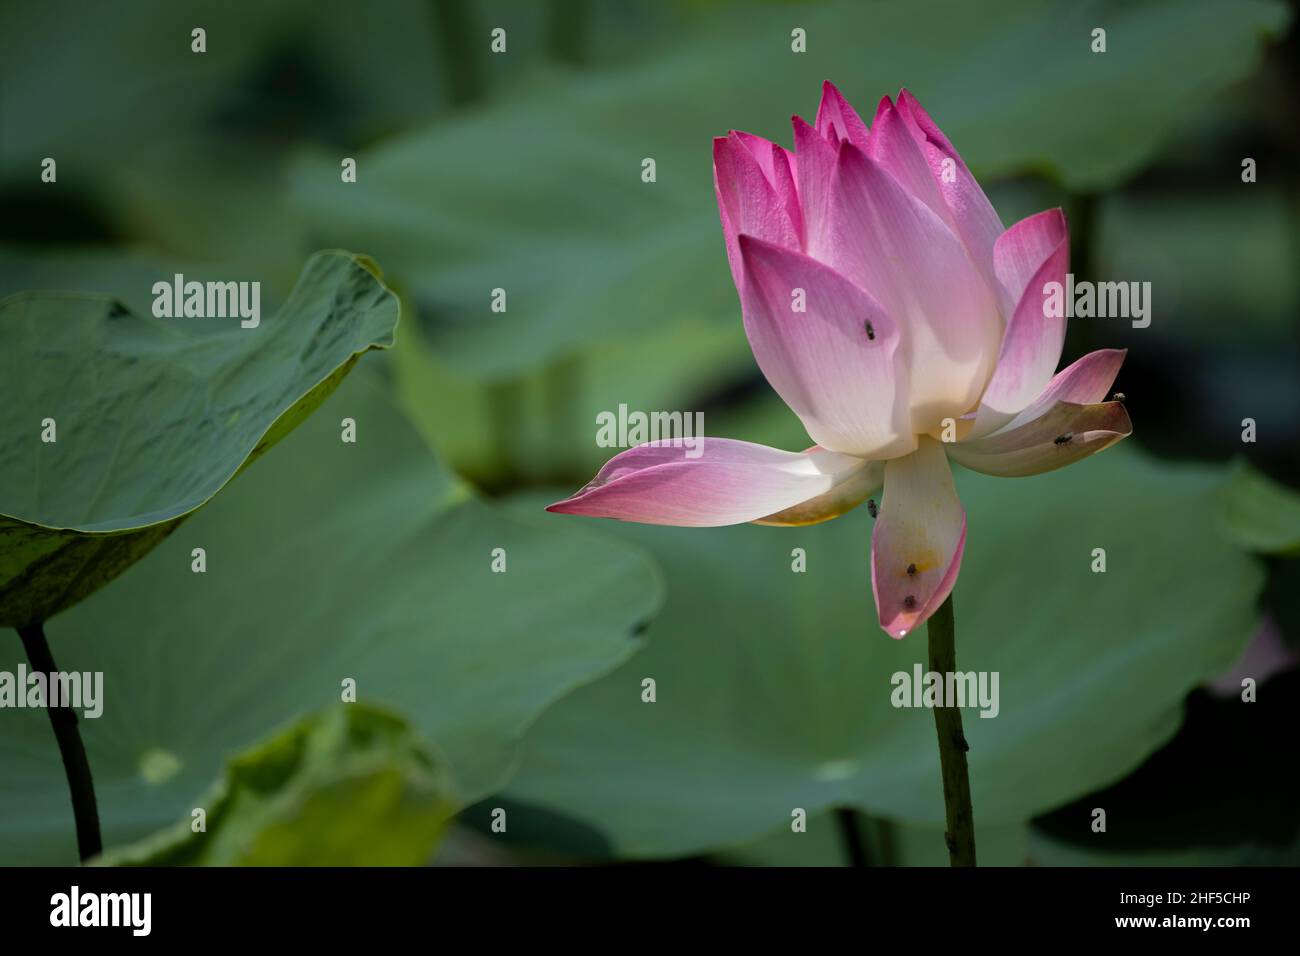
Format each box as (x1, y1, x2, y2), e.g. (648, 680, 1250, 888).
(871, 438, 966, 639)
(714, 132, 800, 289)
(895, 89, 1004, 291)
(968, 210, 1070, 437)
(948, 400, 1132, 477)
(738, 234, 915, 460)
(1005, 348, 1127, 430)
(815, 80, 871, 150)
(546, 439, 875, 527)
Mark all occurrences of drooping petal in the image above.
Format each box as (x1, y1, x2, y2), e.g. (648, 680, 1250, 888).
(895, 89, 1004, 291)
(967, 209, 1070, 437)
(791, 114, 838, 253)
(546, 439, 876, 527)
(871, 437, 966, 639)
(737, 234, 915, 460)
(1004, 348, 1126, 430)
(755, 457, 883, 526)
(815, 80, 870, 150)
(947, 400, 1132, 477)
(714, 132, 800, 288)
(823, 142, 1001, 435)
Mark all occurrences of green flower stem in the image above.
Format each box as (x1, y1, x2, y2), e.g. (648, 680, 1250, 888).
(926, 594, 976, 866)
(16, 623, 102, 862)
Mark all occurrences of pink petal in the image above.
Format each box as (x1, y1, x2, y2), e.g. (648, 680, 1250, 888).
(1005, 348, 1127, 430)
(714, 132, 800, 289)
(968, 210, 1071, 437)
(731, 131, 804, 247)
(895, 89, 1004, 291)
(546, 440, 876, 527)
(865, 95, 951, 226)
(871, 438, 966, 638)
(993, 208, 1070, 316)
(769, 143, 805, 248)
(731, 130, 778, 180)
(815, 81, 870, 150)
(822, 142, 1001, 434)
(948, 400, 1132, 477)
(755, 457, 883, 526)
(738, 234, 916, 460)
(791, 115, 838, 254)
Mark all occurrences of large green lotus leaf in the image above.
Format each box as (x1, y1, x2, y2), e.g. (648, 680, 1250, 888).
(0, 368, 661, 865)
(293, 0, 1289, 380)
(97, 704, 457, 866)
(501, 446, 1263, 858)
(1220, 460, 1300, 556)
(0, 250, 399, 626)
(0, 246, 231, 313)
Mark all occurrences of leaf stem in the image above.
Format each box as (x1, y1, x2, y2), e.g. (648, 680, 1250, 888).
(926, 594, 976, 866)
(16, 623, 102, 862)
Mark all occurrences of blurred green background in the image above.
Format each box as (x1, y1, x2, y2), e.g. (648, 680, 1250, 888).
(1, 0, 1298, 866)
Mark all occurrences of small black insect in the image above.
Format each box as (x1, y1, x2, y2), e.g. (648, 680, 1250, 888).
(902, 595, 917, 610)
(906, 563, 917, 577)
(1054, 432, 1073, 445)
(1112, 392, 1126, 403)
(864, 320, 876, 341)
(867, 498, 878, 518)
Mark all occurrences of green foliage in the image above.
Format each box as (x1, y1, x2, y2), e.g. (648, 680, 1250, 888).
(98, 704, 457, 866)
(1221, 461, 1300, 556)
(1, 0, 1294, 869)
(295, 0, 1290, 380)
(502, 448, 1263, 857)
(0, 251, 398, 626)
(0, 370, 663, 864)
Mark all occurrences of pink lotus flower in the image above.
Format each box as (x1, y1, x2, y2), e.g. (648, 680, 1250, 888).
(549, 83, 1132, 638)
